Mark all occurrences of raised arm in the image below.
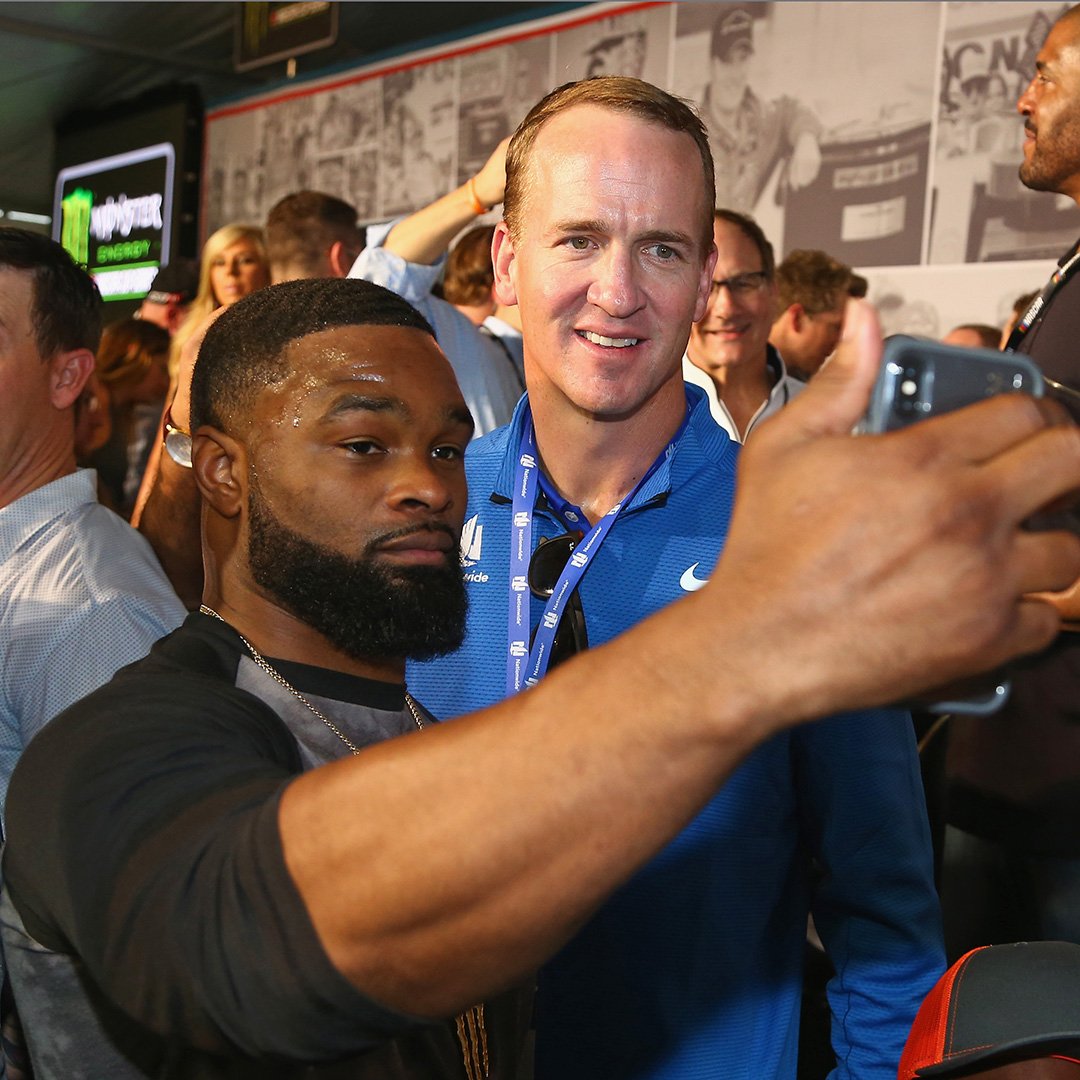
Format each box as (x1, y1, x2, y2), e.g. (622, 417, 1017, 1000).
(132, 311, 224, 608)
(279, 303, 1080, 1016)
(9, 305, 1080, 1053)
(381, 138, 509, 265)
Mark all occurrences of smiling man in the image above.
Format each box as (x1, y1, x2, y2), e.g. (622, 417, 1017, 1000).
(408, 78, 943, 1080)
(683, 209, 805, 440)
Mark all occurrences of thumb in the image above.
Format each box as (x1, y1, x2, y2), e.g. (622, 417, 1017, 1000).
(785, 299, 883, 438)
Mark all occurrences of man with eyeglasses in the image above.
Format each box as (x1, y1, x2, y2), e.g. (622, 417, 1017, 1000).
(683, 209, 803, 441)
(409, 77, 946, 1080)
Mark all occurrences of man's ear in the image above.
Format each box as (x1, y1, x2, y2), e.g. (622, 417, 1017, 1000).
(50, 348, 94, 410)
(692, 242, 719, 323)
(192, 427, 245, 519)
(788, 302, 806, 332)
(491, 222, 520, 307)
(328, 240, 361, 278)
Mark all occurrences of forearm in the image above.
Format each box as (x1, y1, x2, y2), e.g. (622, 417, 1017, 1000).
(383, 183, 490, 266)
(801, 713, 944, 1071)
(280, 593, 766, 1017)
(135, 452, 203, 610)
(282, 383, 1080, 1017)
(383, 136, 507, 265)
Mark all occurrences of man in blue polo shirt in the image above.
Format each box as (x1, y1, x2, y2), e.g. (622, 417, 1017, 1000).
(409, 76, 944, 1080)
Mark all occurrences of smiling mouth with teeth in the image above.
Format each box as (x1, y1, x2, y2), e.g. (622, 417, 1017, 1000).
(580, 330, 640, 348)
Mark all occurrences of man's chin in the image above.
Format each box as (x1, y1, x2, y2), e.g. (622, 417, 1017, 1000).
(1019, 159, 1054, 192)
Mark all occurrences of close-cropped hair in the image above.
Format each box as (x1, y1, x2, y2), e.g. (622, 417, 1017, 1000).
(0, 227, 102, 358)
(265, 191, 363, 278)
(503, 76, 716, 250)
(191, 277, 434, 435)
(442, 225, 496, 308)
(775, 249, 852, 316)
(714, 209, 776, 280)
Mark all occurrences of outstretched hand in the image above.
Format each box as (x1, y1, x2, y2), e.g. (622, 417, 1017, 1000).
(698, 300, 1080, 723)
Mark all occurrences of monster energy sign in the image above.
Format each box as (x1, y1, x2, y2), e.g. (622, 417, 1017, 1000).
(53, 144, 175, 301)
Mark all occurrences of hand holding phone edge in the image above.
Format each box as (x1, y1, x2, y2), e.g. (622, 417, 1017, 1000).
(710, 299, 1080, 725)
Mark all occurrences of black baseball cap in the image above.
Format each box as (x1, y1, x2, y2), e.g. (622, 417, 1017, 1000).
(144, 258, 198, 305)
(900, 942, 1080, 1077)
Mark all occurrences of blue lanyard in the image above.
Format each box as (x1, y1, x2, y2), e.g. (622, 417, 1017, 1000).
(505, 404, 686, 695)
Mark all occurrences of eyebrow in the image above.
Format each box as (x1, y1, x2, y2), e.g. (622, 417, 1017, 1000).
(321, 393, 403, 423)
(321, 393, 474, 434)
(636, 228, 697, 248)
(447, 404, 475, 435)
(712, 268, 766, 280)
(551, 219, 696, 248)
(551, 218, 609, 236)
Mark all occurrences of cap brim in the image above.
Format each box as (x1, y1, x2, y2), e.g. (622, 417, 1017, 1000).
(917, 1034, 1080, 1076)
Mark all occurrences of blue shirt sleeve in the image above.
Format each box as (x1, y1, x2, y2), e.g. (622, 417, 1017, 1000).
(794, 708, 945, 1080)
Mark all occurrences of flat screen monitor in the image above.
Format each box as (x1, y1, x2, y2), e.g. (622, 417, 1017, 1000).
(52, 87, 201, 306)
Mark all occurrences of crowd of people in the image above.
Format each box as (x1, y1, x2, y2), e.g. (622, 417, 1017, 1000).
(5, 6, 1080, 1079)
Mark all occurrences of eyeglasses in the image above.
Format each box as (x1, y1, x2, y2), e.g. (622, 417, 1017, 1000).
(528, 532, 589, 672)
(708, 271, 770, 300)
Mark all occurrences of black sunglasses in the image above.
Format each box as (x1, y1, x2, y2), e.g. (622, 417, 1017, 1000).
(527, 532, 589, 672)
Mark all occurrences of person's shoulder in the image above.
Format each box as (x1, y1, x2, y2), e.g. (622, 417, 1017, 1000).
(464, 421, 515, 482)
(37, 620, 299, 764)
(680, 389, 740, 472)
(67, 500, 184, 615)
(466, 420, 513, 459)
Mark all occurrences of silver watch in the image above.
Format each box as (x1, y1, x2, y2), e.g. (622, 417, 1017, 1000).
(163, 406, 193, 468)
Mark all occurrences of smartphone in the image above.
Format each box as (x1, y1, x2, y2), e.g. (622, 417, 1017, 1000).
(859, 336, 1046, 716)
(858, 335, 1044, 434)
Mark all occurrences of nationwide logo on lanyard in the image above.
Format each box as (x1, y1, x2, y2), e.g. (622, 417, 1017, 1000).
(505, 403, 687, 696)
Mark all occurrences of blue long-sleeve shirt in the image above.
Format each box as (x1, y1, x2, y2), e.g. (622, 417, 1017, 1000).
(410, 389, 944, 1080)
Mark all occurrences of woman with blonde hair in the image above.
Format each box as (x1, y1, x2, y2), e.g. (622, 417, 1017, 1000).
(169, 223, 269, 376)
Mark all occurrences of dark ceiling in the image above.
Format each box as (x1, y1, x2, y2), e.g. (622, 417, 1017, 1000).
(0, 1, 581, 217)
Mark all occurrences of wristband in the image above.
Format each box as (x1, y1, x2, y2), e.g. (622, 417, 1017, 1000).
(466, 176, 489, 216)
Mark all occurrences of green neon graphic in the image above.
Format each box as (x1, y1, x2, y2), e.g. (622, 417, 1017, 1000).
(60, 188, 93, 267)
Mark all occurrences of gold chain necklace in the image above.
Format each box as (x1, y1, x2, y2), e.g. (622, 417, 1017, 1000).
(198, 605, 489, 1079)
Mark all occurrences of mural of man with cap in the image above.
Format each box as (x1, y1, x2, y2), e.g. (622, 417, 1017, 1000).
(698, 3, 823, 213)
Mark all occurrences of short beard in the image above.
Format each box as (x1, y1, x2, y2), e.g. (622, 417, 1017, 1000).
(1020, 156, 1060, 192)
(1019, 124, 1080, 193)
(246, 480, 467, 663)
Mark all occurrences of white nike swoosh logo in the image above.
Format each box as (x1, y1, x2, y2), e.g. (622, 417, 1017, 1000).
(680, 563, 709, 592)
